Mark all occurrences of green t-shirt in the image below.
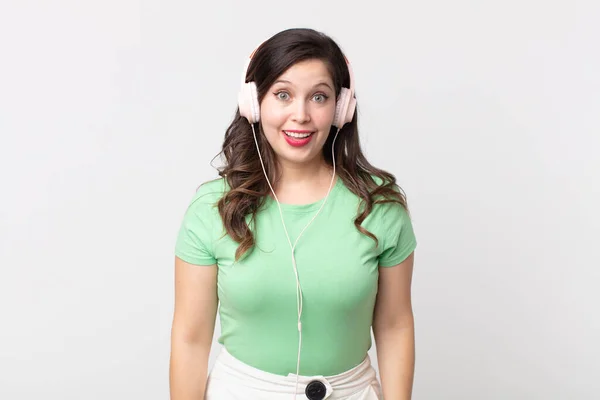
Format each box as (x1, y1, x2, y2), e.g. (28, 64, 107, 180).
(175, 176, 417, 376)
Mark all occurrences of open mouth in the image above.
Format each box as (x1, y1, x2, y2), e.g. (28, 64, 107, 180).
(283, 130, 314, 138)
(281, 130, 315, 147)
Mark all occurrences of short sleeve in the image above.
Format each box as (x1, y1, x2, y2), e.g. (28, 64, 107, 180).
(377, 203, 417, 267)
(174, 193, 218, 266)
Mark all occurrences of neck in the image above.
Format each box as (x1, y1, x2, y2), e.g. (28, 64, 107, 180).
(275, 156, 334, 189)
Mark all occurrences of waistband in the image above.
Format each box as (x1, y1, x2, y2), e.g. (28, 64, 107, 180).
(208, 347, 380, 398)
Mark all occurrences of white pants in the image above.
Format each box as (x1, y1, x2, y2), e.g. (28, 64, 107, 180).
(205, 348, 382, 400)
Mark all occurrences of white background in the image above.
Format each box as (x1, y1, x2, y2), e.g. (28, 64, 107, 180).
(1, 1, 598, 399)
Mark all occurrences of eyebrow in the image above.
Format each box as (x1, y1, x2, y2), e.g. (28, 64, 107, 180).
(274, 79, 333, 91)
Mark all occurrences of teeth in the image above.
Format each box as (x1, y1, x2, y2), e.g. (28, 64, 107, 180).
(284, 131, 312, 139)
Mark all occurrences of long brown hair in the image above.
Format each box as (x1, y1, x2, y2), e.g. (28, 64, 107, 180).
(213, 28, 409, 261)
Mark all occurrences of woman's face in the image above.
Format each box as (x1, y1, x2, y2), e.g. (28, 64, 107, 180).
(259, 59, 336, 170)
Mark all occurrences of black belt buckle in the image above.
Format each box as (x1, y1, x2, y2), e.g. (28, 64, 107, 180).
(305, 380, 327, 400)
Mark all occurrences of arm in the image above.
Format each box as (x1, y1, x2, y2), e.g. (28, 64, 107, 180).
(169, 256, 218, 400)
(373, 252, 415, 400)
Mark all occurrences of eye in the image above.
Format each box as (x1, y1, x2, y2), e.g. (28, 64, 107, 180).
(274, 91, 290, 101)
(313, 93, 328, 103)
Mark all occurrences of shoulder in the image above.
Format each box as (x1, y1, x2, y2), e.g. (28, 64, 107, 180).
(182, 177, 228, 222)
(362, 174, 412, 227)
(369, 173, 401, 195)
(368, 173, 407, 210)
(187, 177, 228, 207)
(176, 178, 227, 264)
(366, 199, 411, 229)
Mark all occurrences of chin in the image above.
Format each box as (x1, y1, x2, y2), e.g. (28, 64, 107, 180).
(280, 153, 315, 165)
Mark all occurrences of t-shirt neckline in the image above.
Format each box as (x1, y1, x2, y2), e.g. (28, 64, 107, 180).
(266, 176, 343, 214)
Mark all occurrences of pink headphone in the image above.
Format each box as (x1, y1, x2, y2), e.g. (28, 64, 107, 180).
(237, 48, 357, 129)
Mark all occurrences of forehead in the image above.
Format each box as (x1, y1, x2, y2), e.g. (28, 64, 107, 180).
(276, 59, 333, 85)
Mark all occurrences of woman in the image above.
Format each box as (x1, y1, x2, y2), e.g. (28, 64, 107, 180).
(170, 28, 417, 400)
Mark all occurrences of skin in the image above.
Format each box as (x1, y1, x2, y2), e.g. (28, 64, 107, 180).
(260, 58, 337, 201)
(169, 58, 415, 400)
(373, 253, 416, 400)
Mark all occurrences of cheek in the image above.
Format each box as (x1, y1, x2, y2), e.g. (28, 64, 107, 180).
(314, 106, 336, 128)
(259, 105, 284, 145)
(260, 100, 285, 128)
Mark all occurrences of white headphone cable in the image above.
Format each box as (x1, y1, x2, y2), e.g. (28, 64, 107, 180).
(250, 123, 340, 399)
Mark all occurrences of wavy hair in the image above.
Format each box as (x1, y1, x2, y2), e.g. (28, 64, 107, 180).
(213, 28, 409, 261)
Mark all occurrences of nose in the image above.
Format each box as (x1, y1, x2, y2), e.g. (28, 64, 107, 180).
(291, 100, 310, 123)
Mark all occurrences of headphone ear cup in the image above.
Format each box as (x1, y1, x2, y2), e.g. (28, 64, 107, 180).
(333, 88, 350, 128)
(238, 82, 260, 123)
(345, 96, 356, 126)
